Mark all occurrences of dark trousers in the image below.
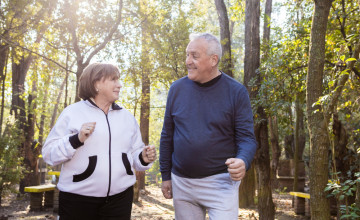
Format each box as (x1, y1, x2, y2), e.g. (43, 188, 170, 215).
(59, 186, 133, 220)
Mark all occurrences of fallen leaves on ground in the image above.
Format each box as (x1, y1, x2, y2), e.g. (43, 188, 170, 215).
(0, 186, 308, 220)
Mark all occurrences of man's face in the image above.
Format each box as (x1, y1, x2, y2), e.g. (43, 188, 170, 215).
(186, 39, 214, 83)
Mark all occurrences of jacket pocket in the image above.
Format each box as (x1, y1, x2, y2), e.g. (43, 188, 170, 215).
(73, 155, 97, 182)
(122, 153, 134, 175)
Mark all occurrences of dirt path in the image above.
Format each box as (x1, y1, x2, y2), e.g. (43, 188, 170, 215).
(0, 186, 308, 220)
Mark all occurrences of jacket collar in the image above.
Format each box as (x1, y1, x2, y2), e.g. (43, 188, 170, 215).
(86, 99, 122, 111)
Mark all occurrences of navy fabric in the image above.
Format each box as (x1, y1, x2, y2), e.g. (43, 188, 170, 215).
(160, 73, 257, 181)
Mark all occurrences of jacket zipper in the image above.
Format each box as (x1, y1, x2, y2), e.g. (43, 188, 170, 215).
(104, 113, 112, 203)
(87, 99, 114, 202)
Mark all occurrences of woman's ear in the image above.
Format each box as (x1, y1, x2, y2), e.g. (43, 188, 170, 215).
(94, 81, 100, 92)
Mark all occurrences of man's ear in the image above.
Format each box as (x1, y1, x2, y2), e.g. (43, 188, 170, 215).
(211, 54, 219, 67)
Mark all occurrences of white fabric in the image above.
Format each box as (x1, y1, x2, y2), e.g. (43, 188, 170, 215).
(42, 100, 152, 197)
(171, 173, 240, 220)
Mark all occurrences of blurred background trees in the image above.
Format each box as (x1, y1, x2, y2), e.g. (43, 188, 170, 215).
(1, 0, 360, 218)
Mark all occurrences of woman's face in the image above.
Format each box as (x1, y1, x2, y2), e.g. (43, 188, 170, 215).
(95, 75, 122, 103)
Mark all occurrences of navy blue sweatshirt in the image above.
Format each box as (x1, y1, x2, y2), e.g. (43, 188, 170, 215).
(160, 73, 257, 181)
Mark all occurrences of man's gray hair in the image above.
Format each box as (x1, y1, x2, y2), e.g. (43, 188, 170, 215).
(189, 33, 222, 62)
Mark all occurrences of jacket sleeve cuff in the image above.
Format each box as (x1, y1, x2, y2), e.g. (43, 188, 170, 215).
(69, 133, 84, 149)
(139, 152, 150, 166)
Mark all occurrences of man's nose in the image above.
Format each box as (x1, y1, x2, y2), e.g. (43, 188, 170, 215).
(186, 56, 192, 65)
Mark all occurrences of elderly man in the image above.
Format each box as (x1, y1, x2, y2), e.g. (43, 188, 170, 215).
(159, 33, 257, 219)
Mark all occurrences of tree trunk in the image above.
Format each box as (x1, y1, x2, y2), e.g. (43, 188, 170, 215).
(244, 0, 275, 219)
(284, 134, 294, 159)
(22, 78, 40, 188)
(332, 114, 355, 211)
(134, 0, 151, 201)
(38, 76, 51, 145)
(0, 187, 3, 206)
(64, 51, 70, 108)
(298, 102, 306, 160)
(254, 107, 275, 219)
(269, 116, 280, 188)
(238, 165, 255, 207)
(293, 93, 301, 192)
(74, 65, 86, 102)
(214, 0, 232, 77)
(50, 75, 69, 129)
(11, 53, 31, 194)
(0, 44, 9, 136)
(262, 0, 275, 190)
(11, 54, 31, 123)
(262, 0, 272, 46)
(306, 0, 333, 218)
(357, 175, 360, 209)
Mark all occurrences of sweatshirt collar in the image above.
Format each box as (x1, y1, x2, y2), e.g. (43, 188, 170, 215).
(194, 72, 222, 87)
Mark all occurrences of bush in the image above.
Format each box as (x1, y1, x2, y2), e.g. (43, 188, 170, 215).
(0, 121, 24, 206)
(326, 172, 360, 220)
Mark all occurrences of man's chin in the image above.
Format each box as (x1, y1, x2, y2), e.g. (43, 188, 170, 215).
(188, 72, 197, 81)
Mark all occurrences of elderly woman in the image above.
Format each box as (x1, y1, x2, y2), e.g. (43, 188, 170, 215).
(42, 63, 156, 220)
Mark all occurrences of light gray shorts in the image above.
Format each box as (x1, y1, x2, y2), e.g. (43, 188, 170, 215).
(171, 172, 241, 220)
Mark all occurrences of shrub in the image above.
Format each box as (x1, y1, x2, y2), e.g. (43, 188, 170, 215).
(0, 121, 24, 206)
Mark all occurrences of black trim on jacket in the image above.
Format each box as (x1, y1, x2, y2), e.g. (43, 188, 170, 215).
(69, 134, 84, 149)
(73, 156, 97, 182)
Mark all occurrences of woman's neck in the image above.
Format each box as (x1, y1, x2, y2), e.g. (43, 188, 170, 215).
(91, 97, 112, 114)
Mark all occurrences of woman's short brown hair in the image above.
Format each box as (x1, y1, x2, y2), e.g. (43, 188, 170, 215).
(78, 63, 120, 100)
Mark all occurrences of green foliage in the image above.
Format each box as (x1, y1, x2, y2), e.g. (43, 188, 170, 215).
(326, 172, 360, 219)
(340, 204, 360, 220)
(275, 187, 288, 195)
(0, 120, 25, 205)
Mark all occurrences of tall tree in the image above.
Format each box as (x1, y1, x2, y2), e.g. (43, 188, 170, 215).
(306, 0, 333, 218)
(244, 0, 275, 219)
(9, 0, 57, 192)
(214, 0, 233, 77)
(262, 0, 272, 47)
(0, 44, 9, 136)
(62, 0, 124, 101)
(269, 116, 280, 188)
(137, 0, 152, 193)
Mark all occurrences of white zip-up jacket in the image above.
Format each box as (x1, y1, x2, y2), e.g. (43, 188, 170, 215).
(42, 100, 152, 197)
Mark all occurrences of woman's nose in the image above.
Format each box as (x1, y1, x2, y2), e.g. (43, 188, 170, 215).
(117, 80, 122, 88)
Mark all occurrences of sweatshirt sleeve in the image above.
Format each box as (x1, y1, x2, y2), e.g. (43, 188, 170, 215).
(42, 109, 78, 166)
(131, 116, 153, 171)
(234, 87, 257, 170)
(159, 87, 175, 181)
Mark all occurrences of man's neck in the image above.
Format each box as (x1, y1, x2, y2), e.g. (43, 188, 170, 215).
(198, 69, 220, 84)
(195, 70, 222, 87)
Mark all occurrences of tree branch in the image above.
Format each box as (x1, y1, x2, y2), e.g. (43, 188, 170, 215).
(64, 0, 82, 64)
(84, 0, 123, 66)
(327, 40, 360, 117)
(352, 67, 360, 79)
(0, 35, 74, 73)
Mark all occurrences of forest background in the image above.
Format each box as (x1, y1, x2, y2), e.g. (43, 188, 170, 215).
(0, 0, 360, 219)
